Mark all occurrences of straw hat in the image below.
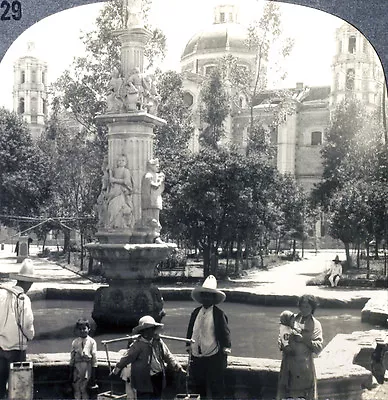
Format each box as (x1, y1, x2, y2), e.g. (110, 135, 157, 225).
(132, 315, 164, 334)
(333, 255, 341, 263)
(191, 275, 226, 305)
(9, 258, 42, 282)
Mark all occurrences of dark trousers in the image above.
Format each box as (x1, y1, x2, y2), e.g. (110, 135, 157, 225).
(0, 348, 26, 399)
(190, 352, 226, 400)
(137, 372, 164, 400)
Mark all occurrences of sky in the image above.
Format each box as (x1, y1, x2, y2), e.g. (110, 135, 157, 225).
(0, 0, 345, 110)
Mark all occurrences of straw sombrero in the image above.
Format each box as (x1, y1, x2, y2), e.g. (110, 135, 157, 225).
(9, 258, 43, 282)
(332, 255, 341, 263)
(132, 315, 164, 334)
(191, 275, 226, 305)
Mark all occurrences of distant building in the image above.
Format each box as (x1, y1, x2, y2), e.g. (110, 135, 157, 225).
(13, 42, 48, 139)
(180, 3, 385, 194)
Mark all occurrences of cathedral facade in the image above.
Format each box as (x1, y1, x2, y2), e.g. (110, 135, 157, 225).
(180, 3, 385, 195)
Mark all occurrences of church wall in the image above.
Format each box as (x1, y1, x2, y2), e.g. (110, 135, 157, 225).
(295, 106, 329, 193)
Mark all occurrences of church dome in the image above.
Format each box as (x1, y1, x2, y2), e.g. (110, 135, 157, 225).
(181, 22, 250, 59)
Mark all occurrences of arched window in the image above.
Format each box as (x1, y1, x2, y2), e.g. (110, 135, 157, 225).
(42, 98, 47, 115)
(18, 98, 25, 114)
(31, 97, 38, 122)
(311, 131, 322, 146)
(183, 92, 194, 107)
(31, 70, 37, 83)
(20, 70, 25, 84)
(42, 71, 45, 84)
(348, 36, 356, 53)
(346, 68, 355, 90)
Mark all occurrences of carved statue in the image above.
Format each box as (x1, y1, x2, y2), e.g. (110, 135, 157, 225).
(107, 67, 125, 113)
(95, 156, 110, 227)
(128, 67, 146, 110)
(147, 77, 161, 115)
(106, 155, 135, 230)
(141, 158, 165, 232)
(107, 67, 139, 113)
(122, 0, 143, 29)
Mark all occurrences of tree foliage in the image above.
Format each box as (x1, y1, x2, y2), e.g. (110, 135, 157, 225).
(199, 68, 230, 148)
(0, 108, 51, 218)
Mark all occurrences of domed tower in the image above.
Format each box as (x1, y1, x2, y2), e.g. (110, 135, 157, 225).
(330, 23, 385, 113)
(13, 42, 48, 139)
(180, 1, 257, 152)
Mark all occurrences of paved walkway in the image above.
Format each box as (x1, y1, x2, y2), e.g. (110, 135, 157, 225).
(1, 245, 386, 303)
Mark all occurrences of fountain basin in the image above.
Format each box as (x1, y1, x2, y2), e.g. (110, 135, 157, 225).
(86, 242, 176, 280)
(23, 287, 383, 399)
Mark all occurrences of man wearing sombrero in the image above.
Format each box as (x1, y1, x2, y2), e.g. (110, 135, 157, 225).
(186, 275, 231, 399)
(0, 258, 36, 398)
(112, 315, 185, 399)
(328, 255, 342, 287)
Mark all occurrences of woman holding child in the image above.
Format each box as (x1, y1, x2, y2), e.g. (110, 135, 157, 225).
(277, 294, 323, 400)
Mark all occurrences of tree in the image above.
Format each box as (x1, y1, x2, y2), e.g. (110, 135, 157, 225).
(312, 97, 371, 207)
(199, 68, 230, 148)
(240, 2, 294, 134)
(0, 108, 51, 219)
(36, 100, 103, 252)
(164, 146, 280, 277)
(154, 70, 193, 160)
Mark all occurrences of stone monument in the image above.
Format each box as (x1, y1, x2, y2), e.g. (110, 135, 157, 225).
(86, 0, 175, 329)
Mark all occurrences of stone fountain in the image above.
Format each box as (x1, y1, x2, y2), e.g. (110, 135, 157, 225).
(86, 0, 176, 329)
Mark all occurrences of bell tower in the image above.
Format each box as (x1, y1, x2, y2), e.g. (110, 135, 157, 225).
(330, 23, 385, 113)
(13, 42, 48, 139)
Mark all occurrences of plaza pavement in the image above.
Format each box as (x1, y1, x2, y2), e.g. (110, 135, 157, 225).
(0, 244, 387, 305)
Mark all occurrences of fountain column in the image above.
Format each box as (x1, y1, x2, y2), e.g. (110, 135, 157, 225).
(86, 1, 176, 329)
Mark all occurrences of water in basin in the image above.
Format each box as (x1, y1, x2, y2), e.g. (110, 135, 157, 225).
(30, 300, 378, 359)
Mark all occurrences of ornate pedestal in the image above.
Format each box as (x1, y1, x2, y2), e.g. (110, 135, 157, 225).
(87, 242, 176, 329)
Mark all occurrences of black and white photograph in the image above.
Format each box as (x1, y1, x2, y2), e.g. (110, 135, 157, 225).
(0, 0, 387, 399)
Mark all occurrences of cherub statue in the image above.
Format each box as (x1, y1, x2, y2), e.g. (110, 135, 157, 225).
(145, 76, 161, 114)
(128, 67, 146, 110)
(141, 158, 165, 232)
(106, 67, 125, 113)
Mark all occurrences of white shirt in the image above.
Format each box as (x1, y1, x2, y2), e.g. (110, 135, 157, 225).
(191, 306, 219, 357)
(70, 336, 98, 367)
(0, 285, 34, 351)
(279, 325, 293, 347)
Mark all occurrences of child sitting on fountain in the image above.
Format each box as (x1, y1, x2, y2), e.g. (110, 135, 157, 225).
(69, 318, 98, 399)
(111, 315, 185, 400)
(278, 310, 303, 350)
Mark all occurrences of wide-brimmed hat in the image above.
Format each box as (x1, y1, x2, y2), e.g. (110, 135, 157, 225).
(333, 255, 341, 263)
(9, 258, 42, 282)
(132, 315, 164, 334)
(191, 275, 226, 305)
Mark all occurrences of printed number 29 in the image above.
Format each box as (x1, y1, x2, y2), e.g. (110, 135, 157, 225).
(1, 0, 22, 21)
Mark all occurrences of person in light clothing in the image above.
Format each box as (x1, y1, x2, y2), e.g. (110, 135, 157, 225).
(186, 275, 231, 399)
(328, 255, 342, 287)
(0, 259, 36, 399)
(69, 318, 98, 399)
(277, 294, 323, 400)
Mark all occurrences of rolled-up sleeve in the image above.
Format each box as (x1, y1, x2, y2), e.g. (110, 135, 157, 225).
(22, 296, 34, 340)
